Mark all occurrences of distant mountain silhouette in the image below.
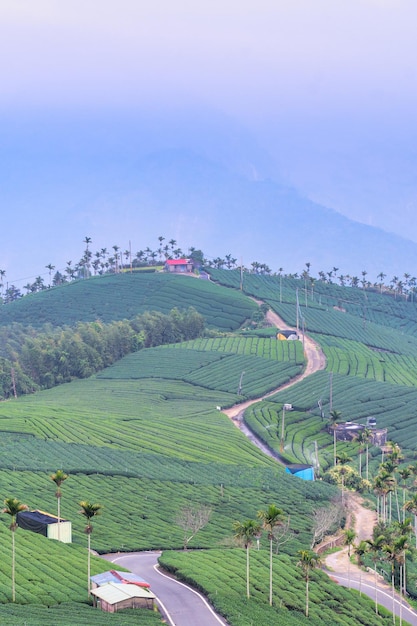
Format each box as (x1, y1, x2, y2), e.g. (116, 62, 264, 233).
(118, 149, 417, 279)
(3, 109, 417, 282)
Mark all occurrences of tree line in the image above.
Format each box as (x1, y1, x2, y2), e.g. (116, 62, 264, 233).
(0, 307, 205, 400)
(3, 235, 417, 305)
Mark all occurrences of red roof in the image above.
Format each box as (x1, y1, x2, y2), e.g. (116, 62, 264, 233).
(166, 259, 192, 265)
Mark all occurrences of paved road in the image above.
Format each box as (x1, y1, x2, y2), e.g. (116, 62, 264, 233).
(101, 552, 228, 626)
(325, 566, 417, 626)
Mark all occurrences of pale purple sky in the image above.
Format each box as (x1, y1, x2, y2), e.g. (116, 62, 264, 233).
(3, 1, 415, 114)
(2, 1, 417, 283)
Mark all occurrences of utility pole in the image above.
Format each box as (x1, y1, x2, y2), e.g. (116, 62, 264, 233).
(329, 372, 333, 414)
(314, 440, 319, 477)
(280, 406, 286, 453)
(237, 371, 245, 395)
(296, 288, 299, 333)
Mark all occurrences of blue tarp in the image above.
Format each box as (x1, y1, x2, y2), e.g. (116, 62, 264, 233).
(285, 464, 314, 481)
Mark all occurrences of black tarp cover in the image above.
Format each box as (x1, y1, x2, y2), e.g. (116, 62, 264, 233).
(16, 510, 66, 536)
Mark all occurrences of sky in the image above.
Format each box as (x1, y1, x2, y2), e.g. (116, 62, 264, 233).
(2, 0, 417, 285)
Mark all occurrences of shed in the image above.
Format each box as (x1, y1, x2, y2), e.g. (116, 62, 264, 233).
(277, 329, 298, 340)
(16, 509, 72, 543)
(91, 570, 150, 589)
(331, 421, 387, 446)
(285, 464, 315, 481)
(90, 582, 156, 612)
(164, 259, 194, 273)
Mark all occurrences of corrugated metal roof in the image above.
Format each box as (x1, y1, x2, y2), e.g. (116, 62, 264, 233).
(91, 570, 150, 587)
(165, 259, 191, 265)
(90, 583, 155, 604)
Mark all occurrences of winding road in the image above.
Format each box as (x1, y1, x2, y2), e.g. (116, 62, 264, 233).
(101, 551, 228, 626)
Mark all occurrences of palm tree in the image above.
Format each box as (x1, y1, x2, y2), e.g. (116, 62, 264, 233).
(112, 245, 120, 272)
(355, 427, 372, 480)
(354, 540, 369, 596)
(393, 519, 412, 626)
(398, 466, 411, 522)
(50, 469, 68, 541)
(366, 534, 385, 615)
(157, 236, 165, 261)
(2, 497, 29, 601)
(83, 237, 92, 278)
(377, 470, 396, 523)
(296, 549, 321, 617)
(363, 427, 372, 481)
(257, 504, 284, 606)
(233, 519, 262, 599)
(328, 409, 342, 467)
(45, 263, 55, 286)
(79, 501, 102, 594)
(344, 528, 356, 587)
(377, 271, 386, 293)
(336, 451, 352, 502)
(404, 493, 417, 548)
(383, 534, 409, 626)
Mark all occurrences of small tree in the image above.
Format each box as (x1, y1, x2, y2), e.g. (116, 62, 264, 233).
(2, 497, 29, 602)
(79, 501, 102, 595)
(175, 504, 211, 550)
(310, 499, 343, 548)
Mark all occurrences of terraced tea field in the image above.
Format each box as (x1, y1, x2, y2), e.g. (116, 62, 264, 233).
(159, 548, 395, 626)
(2, 269, 417, 625)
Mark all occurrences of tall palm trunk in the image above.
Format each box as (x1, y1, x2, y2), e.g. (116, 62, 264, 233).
(400, 564, 403, 626)
(305, 576, 309, 617)
(366, 444, 369, 480)
(11, 530, 16, 602)
(87, 532, 91, 595)
(246, 545, 250, 599)
(391, 565, 396, 625)
(57, 495, 61, 542)
(269, 538, 273, 606)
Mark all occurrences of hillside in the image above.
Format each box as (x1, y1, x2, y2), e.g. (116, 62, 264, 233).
(0, 271, 415, 624)
(0, 272, 257, 329)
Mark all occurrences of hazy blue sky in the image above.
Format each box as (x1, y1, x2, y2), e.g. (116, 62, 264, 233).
(2, 1, 417, 284)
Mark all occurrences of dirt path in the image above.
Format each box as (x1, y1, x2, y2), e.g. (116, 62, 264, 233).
(223, 309, 326, 422)
(323, 495, 417, 624)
